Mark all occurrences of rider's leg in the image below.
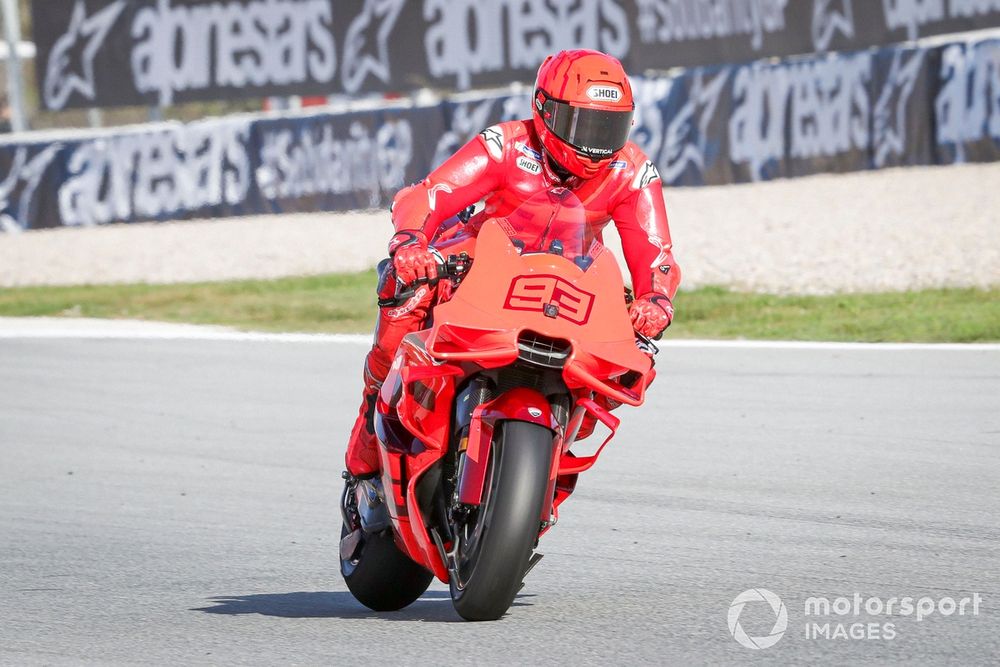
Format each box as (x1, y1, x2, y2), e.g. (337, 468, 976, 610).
(345, 260, 435, 477)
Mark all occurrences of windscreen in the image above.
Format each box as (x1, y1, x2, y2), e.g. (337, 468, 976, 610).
(499, 188, 599, 269)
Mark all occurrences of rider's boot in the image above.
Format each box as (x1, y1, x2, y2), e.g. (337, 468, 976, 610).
(344, 263, 435, 478)
(344, 360, 385, 478)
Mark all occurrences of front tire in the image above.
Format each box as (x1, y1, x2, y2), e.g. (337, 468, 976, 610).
(450, 420, 553, 621)
(340, 523, 433, 612)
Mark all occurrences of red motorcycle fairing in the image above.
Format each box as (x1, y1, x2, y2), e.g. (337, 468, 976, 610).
(372, 210, 656, 584)
(375, 334, 562, 581)
(375, 331, 457, 581)
(426, 221, 653, 405)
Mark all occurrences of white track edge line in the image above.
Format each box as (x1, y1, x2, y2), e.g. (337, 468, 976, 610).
(0, 330, 372, 344)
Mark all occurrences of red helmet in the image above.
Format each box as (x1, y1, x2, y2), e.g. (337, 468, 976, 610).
(532, 49, 635, 179)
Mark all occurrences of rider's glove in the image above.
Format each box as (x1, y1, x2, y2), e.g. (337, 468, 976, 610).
(389, 231, 438, 286)
(629, 293, 674, 339)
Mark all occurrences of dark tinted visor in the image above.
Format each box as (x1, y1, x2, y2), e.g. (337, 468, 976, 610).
(541, 95, 633, 158)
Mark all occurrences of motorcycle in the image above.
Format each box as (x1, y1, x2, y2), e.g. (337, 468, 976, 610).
(340, 188, 657, 621)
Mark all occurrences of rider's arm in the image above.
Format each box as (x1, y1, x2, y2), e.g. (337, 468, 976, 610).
(611, 179, 681, 301)
(390, 132, 505, 238)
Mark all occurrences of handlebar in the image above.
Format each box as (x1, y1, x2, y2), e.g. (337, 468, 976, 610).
(390, 249, 660, 356)
(392, 252, 473, 301)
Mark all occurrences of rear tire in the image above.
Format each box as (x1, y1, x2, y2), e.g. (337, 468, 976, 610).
(340, 523, 433, 612)
(450, 420, 553, 621)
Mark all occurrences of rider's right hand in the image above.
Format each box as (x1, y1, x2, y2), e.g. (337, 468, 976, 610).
(389, 231, 438, 286)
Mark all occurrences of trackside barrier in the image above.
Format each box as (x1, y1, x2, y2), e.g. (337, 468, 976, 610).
(0, 36, 997, 231)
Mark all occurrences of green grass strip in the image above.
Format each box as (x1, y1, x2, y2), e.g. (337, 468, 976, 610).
(0, 274, 997, 342)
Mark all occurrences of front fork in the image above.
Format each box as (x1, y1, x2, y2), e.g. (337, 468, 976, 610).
(455, 387, 560, 508)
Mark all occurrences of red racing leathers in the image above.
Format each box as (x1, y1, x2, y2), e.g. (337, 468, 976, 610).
(345, 120, 681, 476)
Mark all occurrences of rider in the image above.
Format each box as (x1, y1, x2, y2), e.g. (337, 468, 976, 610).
(345, 49, 681, 478)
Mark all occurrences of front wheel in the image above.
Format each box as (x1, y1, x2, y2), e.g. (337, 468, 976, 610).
(450, 420, 554, 621)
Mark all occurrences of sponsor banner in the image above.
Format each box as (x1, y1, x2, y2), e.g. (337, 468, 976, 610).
(31, 0, 1000, 111)
(633, 0, 1000, 68)
(632, 65, 735, 187)
(32, 0, 408, 110)
(30, 0, 632, 111)
(57, 118, 257, 227)
(870, 46, 938, 171)
(431, 94, 530, 169)
(2, 37, 999, 231)
(635, 39, 994, 187)
(934, 38, 1000, 164)
(0, 140, 68, 233)
(0, 106, 443, 230)
(251, 105, 445, 214)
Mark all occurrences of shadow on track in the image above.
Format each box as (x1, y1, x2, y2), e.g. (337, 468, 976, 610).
(192, 590, 534, 622)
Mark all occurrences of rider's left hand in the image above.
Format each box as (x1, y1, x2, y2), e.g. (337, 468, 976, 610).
(629, 294, 673, 339)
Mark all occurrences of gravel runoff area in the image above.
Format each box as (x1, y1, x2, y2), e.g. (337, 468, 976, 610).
(1, 162, 998, 294)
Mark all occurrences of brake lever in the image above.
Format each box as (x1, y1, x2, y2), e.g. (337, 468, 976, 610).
(635, 332, 660, 356)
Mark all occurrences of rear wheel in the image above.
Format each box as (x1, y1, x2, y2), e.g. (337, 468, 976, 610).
(449, 421, 553, 621)
(340, 505, 433, 612)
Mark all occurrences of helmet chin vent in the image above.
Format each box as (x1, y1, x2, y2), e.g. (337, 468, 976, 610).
(545, 154, 572, 181)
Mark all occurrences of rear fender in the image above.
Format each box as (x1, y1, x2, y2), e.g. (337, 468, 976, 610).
(457, 387, 558, 506)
